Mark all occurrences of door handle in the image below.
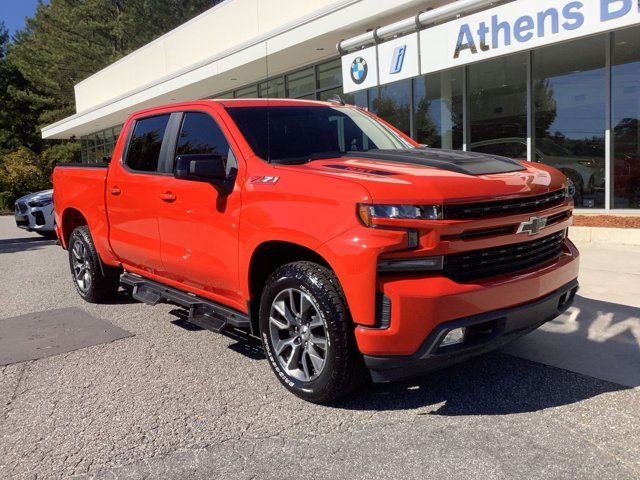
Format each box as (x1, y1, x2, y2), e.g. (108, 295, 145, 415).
(159, 192, 177, 203)
(110, 186, 121, 196)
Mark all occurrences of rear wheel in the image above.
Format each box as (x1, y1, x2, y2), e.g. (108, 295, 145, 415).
(68, 226, 120, 303)
(259, 261, 365, 403)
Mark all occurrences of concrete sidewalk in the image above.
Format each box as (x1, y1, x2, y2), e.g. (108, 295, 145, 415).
(503, 241, 640, 387)
(569, 226, 640, 246)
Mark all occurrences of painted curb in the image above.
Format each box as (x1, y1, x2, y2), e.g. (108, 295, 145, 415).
(569, 226, 640, 246)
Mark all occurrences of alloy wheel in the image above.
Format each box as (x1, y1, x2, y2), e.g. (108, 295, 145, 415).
(71, 240, 92, 294)
(269, 288, 328, 382)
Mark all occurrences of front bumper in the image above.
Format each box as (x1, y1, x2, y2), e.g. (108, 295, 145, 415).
(355, 238, 580, 356)
(364, 278, 578, 383)
(14, 205, 55, 232)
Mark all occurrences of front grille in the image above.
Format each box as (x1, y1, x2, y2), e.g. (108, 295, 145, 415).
(15, 202, 28, 214)
(444, 231, 565, 282)
(442, 210, 572, 241)
(443, 189, 566, 220)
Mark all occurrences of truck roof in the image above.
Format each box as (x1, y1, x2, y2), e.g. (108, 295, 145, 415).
(215, 98, 345, 108)
(126, 98, 351, 119)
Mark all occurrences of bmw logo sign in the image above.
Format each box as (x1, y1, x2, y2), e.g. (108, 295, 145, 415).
(350, 57, 368, 85)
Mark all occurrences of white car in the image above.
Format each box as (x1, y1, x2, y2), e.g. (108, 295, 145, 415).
(14, 189, 56, 237)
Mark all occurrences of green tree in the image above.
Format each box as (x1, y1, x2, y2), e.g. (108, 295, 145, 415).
(0, 1, 214, 209)
(0, 22, 41, 153)
(9, 0, 217, 127)
(0, 147, 50, 210)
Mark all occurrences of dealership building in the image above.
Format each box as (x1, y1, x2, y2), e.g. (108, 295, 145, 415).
(42, 0, 640, 213)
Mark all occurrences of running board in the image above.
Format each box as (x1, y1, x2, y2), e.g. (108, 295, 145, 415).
(120, 272, 250, 332)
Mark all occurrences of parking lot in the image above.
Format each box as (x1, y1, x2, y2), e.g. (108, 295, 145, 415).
(0, 215, 638, 480)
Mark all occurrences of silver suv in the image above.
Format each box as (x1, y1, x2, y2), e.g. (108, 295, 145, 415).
(14, 189, 56, 237)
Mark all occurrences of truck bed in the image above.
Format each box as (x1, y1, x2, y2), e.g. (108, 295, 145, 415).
(52, 164, 113, 261)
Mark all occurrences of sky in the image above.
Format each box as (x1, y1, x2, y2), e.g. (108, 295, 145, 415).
(0, 0, 48, 37)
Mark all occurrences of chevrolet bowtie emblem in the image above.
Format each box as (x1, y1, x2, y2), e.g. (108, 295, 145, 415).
(517, 216, 548, 236)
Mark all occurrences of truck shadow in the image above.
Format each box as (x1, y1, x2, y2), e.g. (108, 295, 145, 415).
(0, 236, 57, 254)
(334, 352, 628, 415)
(168, 308, 266, 360)
(164, 296, 633, 415)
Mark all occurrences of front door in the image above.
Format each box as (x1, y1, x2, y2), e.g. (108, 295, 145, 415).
(156, 110, 244, 310)
(106, 113, 172, 275)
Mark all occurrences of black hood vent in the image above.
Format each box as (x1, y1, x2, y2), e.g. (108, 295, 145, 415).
(346, 148, 526, 176)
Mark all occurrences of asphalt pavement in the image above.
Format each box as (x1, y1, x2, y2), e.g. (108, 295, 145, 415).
(0, 215, 638, 480)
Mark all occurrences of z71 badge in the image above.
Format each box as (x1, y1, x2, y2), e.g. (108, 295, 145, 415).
(250, 176, 279, 184)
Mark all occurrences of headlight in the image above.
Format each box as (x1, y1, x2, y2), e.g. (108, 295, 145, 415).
(358, 204, 442, 226)
(28, 198, 53, 208)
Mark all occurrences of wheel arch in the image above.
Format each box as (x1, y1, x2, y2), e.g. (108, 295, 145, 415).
(247, 240, 335, 335)
(60, 208, 121, 278)
(60, 208, 88, 248)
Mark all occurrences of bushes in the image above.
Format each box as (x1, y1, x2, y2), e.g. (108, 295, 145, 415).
(0, 146, 55, 211)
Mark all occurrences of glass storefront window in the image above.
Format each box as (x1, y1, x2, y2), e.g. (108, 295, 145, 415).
(612, 26, 640, 209)
(468, 53, 528, 159)
(234, 85, 258, 98)
(80, 125, 124, 163)
(317, 59, 341, 90)
(258, 77, 285, 98)
(413, 68, 463, 149)
(286, 67, 315, 98)
(87, 135, 96, 163)
(369, 80, 411, 136)
(344, 90, 367, 109)
(318, 87, 343, 101)
(534, 35, 606, 209)
(80, 138, 88, 163)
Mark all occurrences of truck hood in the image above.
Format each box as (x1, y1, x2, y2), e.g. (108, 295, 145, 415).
(278, 149, 566, 204)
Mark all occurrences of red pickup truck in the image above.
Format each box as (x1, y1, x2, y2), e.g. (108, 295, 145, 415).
(53, 99, 579, 403)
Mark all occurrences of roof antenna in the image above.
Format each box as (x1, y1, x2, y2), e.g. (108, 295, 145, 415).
(328, 94, 345, 106)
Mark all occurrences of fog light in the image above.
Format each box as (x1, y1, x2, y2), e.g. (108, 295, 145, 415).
(441, 327, 466, 347)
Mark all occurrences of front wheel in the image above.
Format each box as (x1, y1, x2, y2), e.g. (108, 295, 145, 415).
(68, 226, 120, 303)
(259, 261, 366, 403)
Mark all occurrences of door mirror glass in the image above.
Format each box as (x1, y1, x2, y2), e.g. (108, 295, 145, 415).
(174, 154, 227, 181)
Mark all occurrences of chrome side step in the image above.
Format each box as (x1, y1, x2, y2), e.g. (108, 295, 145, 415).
(120, 272, 250, 333)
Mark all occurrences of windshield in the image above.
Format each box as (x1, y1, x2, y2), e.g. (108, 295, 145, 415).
(225, 105, 414, 163)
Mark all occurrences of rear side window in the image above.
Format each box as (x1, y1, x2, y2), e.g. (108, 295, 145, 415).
(176, 112, 230, 160)
(125, 114, 170, 172)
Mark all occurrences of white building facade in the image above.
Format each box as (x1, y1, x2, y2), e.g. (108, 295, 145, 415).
(42, 0, 640, 213)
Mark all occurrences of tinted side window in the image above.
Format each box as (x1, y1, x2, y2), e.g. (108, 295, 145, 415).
(125, 114, 170, 172)
(176, 112, 230, 161)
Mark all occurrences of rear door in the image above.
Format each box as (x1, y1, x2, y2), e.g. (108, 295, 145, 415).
(106, 113, 174, 275)
(156, 109, 245, 310)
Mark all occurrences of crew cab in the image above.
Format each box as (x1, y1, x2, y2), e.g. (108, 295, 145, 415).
(52, 99, 579, 403)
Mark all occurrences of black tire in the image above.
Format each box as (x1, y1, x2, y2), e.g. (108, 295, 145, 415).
(68, 226, 120, 303)
(259, 261, 366, 403)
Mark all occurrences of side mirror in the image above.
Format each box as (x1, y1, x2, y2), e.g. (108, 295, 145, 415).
(174, 154, 227, 182)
